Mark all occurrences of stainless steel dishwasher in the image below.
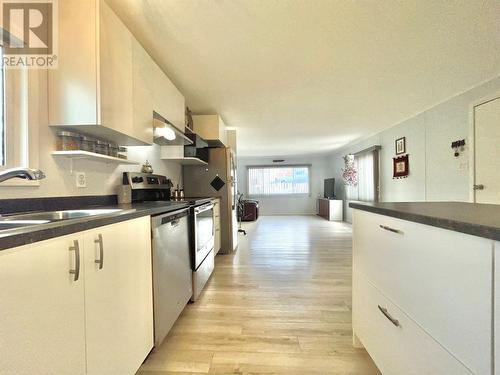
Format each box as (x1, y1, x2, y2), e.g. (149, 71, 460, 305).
(151, 208, 192, 347)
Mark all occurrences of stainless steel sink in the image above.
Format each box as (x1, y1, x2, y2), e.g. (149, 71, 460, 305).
(0, 209, 123, 223)
(0, 220, 51, 231)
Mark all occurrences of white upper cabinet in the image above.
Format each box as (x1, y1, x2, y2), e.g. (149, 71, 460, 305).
(193, 115, 228, 146)
(151, 62, 186, 131)
(132, 37, 186, 133)
(49, 0, 186, 145)
(132, 38, 154, 143)
(99, 0, 135, 142)
(49, 0, 144, 145)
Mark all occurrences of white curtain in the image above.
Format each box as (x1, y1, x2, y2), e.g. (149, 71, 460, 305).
(356, 151, 375, 201)
(345, 151, 377, 202)
(248, 166, 310, 196)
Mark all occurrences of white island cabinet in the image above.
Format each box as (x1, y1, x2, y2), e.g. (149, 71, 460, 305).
(0, 216, 153, 375)
(352, 209, 493, 375)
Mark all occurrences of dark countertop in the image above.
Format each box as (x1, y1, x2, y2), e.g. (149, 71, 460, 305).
(349, 201, 500, 241)
(0, 201, 191, 251)
(172, 197, 214, 206)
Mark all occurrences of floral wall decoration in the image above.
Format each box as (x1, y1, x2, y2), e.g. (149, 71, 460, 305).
(393, 154, 409, 179)
(342, 154, 358, 186)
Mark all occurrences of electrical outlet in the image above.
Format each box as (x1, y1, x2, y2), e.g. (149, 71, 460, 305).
(76, 172, 86, 188)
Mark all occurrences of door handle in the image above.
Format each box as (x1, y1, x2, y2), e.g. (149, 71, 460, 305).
(379, 225, 404, 235)
(378, 305, 400, 327)
(69, 240, 80, 281)
(94, 234, 104, 270)
(473, 184, 485, 190)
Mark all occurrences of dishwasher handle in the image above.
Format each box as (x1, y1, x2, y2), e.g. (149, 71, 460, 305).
(159, 209, 189, 226)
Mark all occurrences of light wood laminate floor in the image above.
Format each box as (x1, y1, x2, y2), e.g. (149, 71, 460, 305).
(137, 215, 380, 374)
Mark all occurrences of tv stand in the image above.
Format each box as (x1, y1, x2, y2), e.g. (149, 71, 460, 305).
(318, 198, 343, 221)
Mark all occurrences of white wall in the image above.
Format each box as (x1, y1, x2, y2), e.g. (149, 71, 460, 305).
(0, 72, 182, 200)
(328, 75, 500, 222)
(237, 154, 330, 215)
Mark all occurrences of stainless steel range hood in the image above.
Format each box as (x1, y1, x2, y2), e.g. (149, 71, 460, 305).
(153, 112, 193, 146)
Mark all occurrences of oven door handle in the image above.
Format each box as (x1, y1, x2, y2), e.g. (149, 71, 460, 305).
(194, 203, 214, 214)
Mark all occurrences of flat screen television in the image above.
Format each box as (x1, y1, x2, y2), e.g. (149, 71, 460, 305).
(324, 178, 335, 199)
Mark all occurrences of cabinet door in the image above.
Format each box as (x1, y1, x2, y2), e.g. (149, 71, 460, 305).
(132, 38, 154, 144)
(99, 0, 135, 141)
(151, 62, 185, 131)
(84, 217, 153, 375)
(496, 241, 500, 375)
(0, 235, 86, 375)
(353, 210, 492, 375)
(353, 271, 472, 375)
(48, 0, 98, 125)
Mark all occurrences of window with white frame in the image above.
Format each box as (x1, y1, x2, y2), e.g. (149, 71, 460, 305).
(0, 53, 40, 186)
(0, 46, 5, 166)
(247, 165, 311, 196)
(0, 55, 34, 174)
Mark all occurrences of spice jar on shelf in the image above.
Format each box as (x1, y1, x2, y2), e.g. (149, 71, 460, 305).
(81, 136, 97, 153)
(56, 131, 81, 151)
(117, 146, 127, 159)
(95, 139, 109, 155)
(108, 143, 119, 157)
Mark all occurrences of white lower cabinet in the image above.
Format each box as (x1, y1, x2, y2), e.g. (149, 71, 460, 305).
(84, 216, 153, 375)
(0, 234, 86, 375)
(0, 216, 153, 375)
(352, 209, 493, 375)
(353, 271, 472, 375)
(496, 241, 500, 375)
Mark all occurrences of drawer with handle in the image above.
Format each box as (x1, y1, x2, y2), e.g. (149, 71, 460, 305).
(352, 209, 492, 375)
(353, 271, 472, 375)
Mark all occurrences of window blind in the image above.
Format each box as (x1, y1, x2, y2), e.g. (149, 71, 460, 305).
(247, 165, 310, 196)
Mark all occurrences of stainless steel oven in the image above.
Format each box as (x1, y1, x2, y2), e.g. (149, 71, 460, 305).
(193, 202, 215, 269)
(191, 201, 215, 301)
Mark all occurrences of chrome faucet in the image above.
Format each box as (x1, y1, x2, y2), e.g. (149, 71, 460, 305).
(0, 168, 46, 183)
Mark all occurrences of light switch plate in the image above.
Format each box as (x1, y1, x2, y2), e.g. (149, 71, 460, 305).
(76, 172, 86, 188)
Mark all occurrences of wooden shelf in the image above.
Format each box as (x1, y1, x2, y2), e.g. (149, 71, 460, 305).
(164, 157, 208, 166)
(51, 151, 140, 165)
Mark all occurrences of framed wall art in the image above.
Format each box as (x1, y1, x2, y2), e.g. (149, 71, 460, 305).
(393, 154, 409, 178)
(395, 137, 406, 155)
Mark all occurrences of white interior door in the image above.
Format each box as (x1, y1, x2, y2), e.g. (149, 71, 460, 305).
(474, 95, 500, 204)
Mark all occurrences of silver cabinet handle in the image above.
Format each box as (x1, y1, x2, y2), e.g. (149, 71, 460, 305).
(379, 225, 403, 235)
(378, 305, 400, 327)
(69, 240, 80, 281)
(94, 233, 104, 270)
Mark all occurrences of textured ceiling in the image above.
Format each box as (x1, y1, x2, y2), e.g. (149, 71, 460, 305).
(107, 0, 500, 156)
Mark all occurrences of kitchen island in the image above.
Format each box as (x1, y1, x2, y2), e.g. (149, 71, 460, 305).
(350, 201, 500, 375)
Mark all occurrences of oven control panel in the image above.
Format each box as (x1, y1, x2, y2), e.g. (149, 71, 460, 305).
(123, 172, 172, 190)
